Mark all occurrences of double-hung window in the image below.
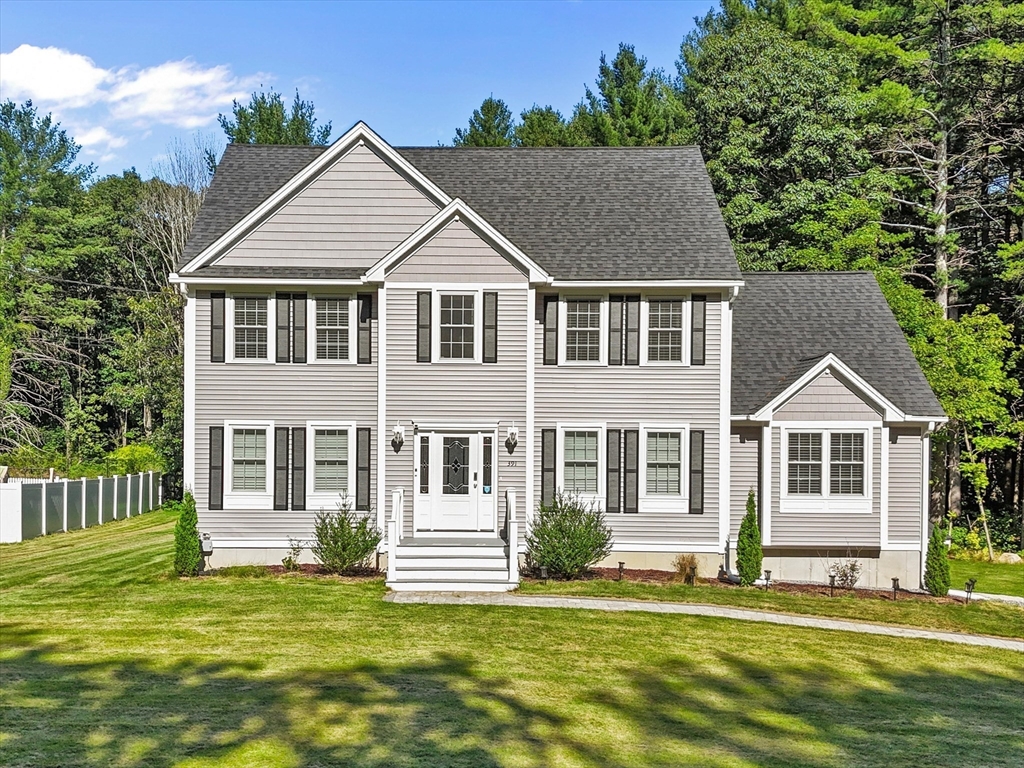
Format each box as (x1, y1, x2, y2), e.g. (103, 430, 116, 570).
(647, 300, 684, 362)
(563, 430, 599, 494)
(439, 294, 475, 360)
(234, 298, 268, 359)
(231, 428, 267, 492)
(646, 431, 681, 495)
(830, 433, 864, 495)
(315, 298, 349, 361)
(565, 299, 602, 362)
(787, 433, 822, 495)
(313, 429, 349, 493)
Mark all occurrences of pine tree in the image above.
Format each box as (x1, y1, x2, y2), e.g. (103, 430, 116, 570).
(923, 523, 952, 597)
(218, 89, 331, 146)
(453, 97, 515, 147)
(173, 490, 201, 576)
(736, 489, 763, 586)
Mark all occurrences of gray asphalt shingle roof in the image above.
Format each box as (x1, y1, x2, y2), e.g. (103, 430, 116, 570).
(733, 272, 944, 417)
(178, 143, 740, 280)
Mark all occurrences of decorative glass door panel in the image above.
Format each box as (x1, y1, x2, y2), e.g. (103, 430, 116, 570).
(443, 437, 470, 495)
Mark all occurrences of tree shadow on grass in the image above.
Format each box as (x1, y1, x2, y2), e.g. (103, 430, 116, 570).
(2, 624, 1022, 767)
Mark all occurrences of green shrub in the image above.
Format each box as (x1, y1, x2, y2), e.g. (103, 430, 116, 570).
(525, 491, 613, 579)
(282, 538, 303, 572)
(310, 496, 382, 574)
(173, 491, 201, 577)
(105, 444, 164, 474)
(924, 524, 951, 597)
(736, 489, 763, 586)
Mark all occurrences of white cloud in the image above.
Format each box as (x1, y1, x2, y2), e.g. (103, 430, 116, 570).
(75, 125, 128, 150)
(0, 44, 262, 130)
(0, 44, 110, 107)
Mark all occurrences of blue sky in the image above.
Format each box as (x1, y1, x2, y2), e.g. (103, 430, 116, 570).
(1, 0, 714, 178)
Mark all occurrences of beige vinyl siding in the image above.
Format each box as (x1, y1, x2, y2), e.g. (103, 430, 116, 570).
(769, 426, 882, 548)
(388, 219, 527, 282)
(774, 369, 882, 421)
(384, 286, 528, 539)
(534, 293, 724, 547)
(888, 427, 924, 543)
(193, 292, 377, 540)
(215, 144, 439, 268)
(730, 427, 760, 540)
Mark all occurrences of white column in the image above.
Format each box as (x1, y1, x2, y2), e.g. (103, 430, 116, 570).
(506, 488, 518, 584)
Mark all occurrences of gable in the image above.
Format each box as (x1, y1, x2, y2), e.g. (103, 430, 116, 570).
(386, 218, 528, 283)
(774, 368, 882, 421)
(213, 143, 439, 269)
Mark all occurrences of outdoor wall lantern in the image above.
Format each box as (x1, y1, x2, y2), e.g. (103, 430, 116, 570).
(891, 577, 900, 601)
(392, 422, 405, 452)
(965, 578, 977, 604)
(506, 423, 518, 453)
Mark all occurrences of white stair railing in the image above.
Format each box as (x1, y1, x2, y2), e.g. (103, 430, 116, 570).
(505, 488, 518, 584)
(387, 487, 404, 582)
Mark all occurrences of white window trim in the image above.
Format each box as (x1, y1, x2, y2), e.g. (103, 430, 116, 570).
(307, 295, 357, 365)
(639, 424, 691, 512)
(432, 288, 483, 364)
(306, 421, 357, 510)
(223, 420, 274, 509)
(555, 423, 606, 507)
(640, 295, 691, 367)
(558, 295, 608, 366)
(780, 424, 873, 514)
(227, 294, 275, 363)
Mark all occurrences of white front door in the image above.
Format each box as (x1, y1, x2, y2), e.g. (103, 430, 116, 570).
(414, 431, 497, 533)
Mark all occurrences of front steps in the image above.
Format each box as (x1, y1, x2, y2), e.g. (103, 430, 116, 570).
(386, 538, 517, 592)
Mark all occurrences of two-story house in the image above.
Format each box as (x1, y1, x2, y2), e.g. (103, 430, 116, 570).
(171, 122, 946, 591)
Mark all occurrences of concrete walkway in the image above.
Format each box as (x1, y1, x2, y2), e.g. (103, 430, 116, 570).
(385, 592, 1024, 652)
(948, 589, 1024, 607)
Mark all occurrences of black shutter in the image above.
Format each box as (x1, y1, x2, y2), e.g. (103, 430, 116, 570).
(543, 295, 558, 366)
(483, 291, 498, 363)
(541, 428, 556, 506)
(209, 426, 224, 510)
(274, 427, 289, 510)
(358, 293, 373, 364)
(625, 295, 640, 366)
(690, 430, 705, 514)
(356, 427, 371, 510)
(624, 429, 639, 513)
(292, 293, 306, 363)
(606, 429, 621, 513)
(691, 295, 706, 366)
(210, 293, 225, 363)
(608, 296, 623, 366)
(416, 291, 431, 362)
(276, 293, 291, 363)
(291, 427, 306, 511)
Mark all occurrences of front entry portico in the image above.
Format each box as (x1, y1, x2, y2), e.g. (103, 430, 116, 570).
(413, 430, 497, 534)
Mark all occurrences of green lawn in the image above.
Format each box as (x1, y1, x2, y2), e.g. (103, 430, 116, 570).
(1, 511, 1021, 768)
(949, 559, 1024, 598)
(519, 578, 1024, 639)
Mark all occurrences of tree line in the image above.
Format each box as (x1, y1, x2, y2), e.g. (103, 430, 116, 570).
(1, 0, 1020, 552)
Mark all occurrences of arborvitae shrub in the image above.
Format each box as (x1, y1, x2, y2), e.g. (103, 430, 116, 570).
(736, 489, 763, 587)
(924, 524, 951, 596)
(310, 496, 382, 574)
(525, 491, 613, 579)
(173, 490, 202, 577)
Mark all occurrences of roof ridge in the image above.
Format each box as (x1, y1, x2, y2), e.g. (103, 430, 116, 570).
(741, 270, 875, 276)
(397, 145, 703, 151)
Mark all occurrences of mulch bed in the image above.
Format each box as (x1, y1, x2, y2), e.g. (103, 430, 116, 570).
(203, 563, 382, 578)
(528, 566, 960, 604)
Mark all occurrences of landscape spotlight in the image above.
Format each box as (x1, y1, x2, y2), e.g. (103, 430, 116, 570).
(965, 578, 977, 604)
(891, 577, 900, 601)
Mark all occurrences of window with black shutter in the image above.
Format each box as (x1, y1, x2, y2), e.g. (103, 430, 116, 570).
(483, 292, 498, 363)
(356, 428, 371, 510)
(210, 293, 225, 363)
(690, 430, 705, 514)
(274, 427, 289, 510)
(541, 429, 556, 505)
(416, 292, 431, 362)
(691, 296, 706, 366)
(290, 427, 306, 510)
(209, 426, 224, 510)
(543, 296, 558, 366)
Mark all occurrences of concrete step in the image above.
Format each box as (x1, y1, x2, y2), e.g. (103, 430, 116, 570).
(395, 545, 507, 558)
(394, 556, 508, 569)
(386, 579, 517, 593)
(392, 567, 510, 581)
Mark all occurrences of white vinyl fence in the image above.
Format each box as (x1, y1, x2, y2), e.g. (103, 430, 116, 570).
(0, 471, 162, 544)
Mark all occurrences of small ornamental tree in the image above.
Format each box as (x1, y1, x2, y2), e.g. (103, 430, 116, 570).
(310, 496, 382, 574)
(525, 491, 613, 579)
(173, 490, 202, 576)
(736, 489, 763, 586)
(924, 524, 951, 597)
